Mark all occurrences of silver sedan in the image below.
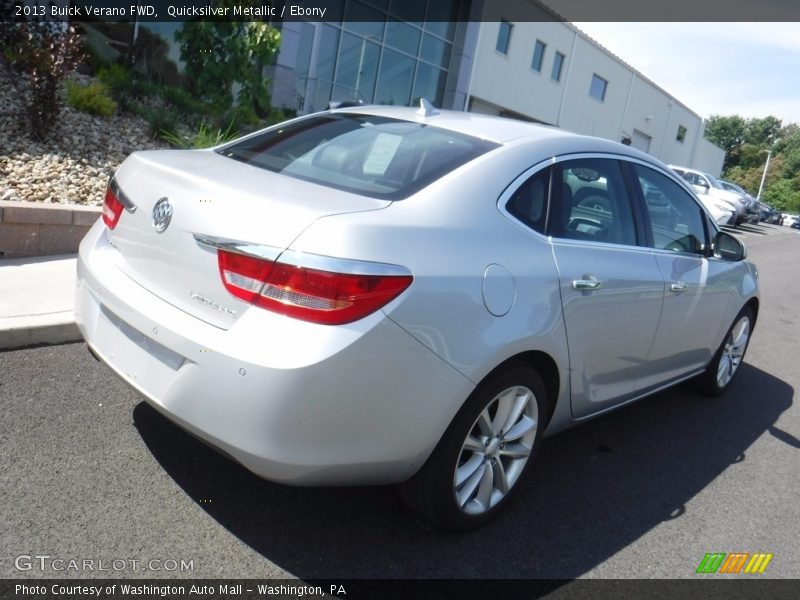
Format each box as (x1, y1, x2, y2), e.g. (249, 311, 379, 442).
(76, 105, 758, 530)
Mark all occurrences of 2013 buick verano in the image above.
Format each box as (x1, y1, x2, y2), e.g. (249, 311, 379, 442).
(76, 104, 758, 530)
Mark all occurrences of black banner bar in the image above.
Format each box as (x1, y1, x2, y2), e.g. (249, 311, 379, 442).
(3, 0, 800, 23)
(2, 579, 800, 600)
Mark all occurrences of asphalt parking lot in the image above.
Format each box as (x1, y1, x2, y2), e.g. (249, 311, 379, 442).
(1, 222, 798, 582)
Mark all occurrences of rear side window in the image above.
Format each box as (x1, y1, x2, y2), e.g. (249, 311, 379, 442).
(505, 167, 550, 234)
(217, 113, 498, 200)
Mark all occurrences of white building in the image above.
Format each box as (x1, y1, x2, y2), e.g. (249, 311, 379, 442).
(465, 18, 724, 174)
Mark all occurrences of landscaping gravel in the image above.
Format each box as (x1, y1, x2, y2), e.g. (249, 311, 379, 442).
(0, 69, 167, 206)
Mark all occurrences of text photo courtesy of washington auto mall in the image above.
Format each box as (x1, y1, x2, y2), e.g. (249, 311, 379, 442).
(1, 2, 800, 600)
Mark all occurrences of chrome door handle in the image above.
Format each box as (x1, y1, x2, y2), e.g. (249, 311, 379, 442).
(670, 281, 688, 293)
(572, 279, 603, 290)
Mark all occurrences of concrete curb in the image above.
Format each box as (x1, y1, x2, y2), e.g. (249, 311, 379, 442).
(0, 200, 100, 258)
(0, 321, 81, 350)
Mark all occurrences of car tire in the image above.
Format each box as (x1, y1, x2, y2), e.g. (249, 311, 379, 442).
(400, 363, 549, 531)
(692, 306, 754, 397)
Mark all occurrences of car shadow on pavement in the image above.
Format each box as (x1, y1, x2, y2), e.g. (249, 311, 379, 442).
(133, 363, 792, 579)
(736, 224, 768, 235)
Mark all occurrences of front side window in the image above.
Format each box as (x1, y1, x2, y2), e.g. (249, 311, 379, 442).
(589, 74, 608, 101)
(496, 21, 512, 54)
(531, 39, 546, 71)
(634, 165, 707, 255)
(548, 158, 638, 246)
(551, 51, 565, 82)
(218, 114, 499, 200)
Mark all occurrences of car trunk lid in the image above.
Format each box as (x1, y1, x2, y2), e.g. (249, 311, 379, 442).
(107, 149, 390, 329)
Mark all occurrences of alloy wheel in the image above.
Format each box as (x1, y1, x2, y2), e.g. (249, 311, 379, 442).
(453, 385, 538, 515)
(716, 315, 751, 388)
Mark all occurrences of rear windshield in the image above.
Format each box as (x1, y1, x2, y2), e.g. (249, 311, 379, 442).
(216, 113, 499, 200)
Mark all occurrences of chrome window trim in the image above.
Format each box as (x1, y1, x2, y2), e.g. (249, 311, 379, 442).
(497, 152, 715, 255)
(109, 175, 136, 213)
(549, 236, 656, 255)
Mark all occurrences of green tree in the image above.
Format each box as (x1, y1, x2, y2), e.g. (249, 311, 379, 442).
(724, 165, 762, 196)
(772, 125, 800, 180)
(761, 177, 800, 213)
(704, 115, 747, 169)
(736, 144, 768, 171)
(175, 4, 280, 120)
(713, 113, 800, 207)
(743, 116, 782, 147)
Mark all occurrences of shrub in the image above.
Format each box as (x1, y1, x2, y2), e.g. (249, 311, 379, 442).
(160, 85, 208, 118)
(135, 105, 182, 141)
(97, 64, 134, 98)
(0, 21, 83, 139)
(65, 80, 117, 116)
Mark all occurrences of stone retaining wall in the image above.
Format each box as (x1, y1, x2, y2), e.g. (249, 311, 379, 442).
(0, 200, 100, 258)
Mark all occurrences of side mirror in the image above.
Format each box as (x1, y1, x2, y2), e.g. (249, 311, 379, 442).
(692, 184, 709, 195)
(713, 231, 746, 261)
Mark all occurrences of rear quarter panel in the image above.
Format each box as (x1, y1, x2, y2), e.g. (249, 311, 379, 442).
(287, 141, 579, 435)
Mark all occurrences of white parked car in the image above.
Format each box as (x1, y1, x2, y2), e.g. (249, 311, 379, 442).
(76, 106, 759, 530)
(669, 165, 751, 226)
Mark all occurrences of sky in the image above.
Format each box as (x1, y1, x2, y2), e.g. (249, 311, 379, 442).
(573, 23, 800, 126)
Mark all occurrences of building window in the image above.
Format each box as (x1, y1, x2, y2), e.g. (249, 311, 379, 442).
(496, 20, 512, 55)
(531, 39, 546, 72)
(676, 125, 688, 142)
(551, 51, 565, 82)
(589, 74, 608, 101)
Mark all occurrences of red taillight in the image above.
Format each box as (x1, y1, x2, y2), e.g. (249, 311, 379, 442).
(218, 250, 412, 325)
(102, 186, 124, 229)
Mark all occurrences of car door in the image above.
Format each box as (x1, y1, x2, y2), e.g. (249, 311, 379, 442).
(548, 156, 665, 418)
(630, 163, 730, 389)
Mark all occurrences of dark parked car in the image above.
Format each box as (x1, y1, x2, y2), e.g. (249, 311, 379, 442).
(719, 180, 761, 225)
(758, 202, 783, 225)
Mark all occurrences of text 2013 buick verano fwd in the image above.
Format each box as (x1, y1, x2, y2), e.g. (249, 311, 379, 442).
(76, 105, 758, 530)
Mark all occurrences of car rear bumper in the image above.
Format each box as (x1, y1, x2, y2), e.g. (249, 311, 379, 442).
(75, 222, 473, 485)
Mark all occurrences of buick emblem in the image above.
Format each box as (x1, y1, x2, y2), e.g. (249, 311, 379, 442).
(152, 197, 173, 233)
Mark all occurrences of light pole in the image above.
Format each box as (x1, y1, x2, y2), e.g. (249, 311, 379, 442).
(756, 150, 772, 201)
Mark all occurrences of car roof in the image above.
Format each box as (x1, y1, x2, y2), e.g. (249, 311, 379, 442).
(332, 105, 579, 145)
(331, 105, 665, 168)
(669, 164, 710, 177)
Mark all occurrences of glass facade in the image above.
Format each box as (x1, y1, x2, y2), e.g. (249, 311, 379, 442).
(297, 0, 460, 113)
